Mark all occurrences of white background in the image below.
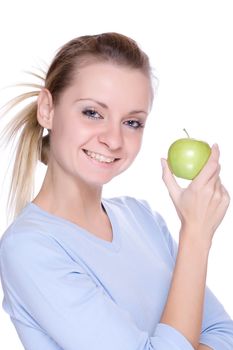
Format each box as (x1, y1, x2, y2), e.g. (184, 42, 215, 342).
(0, 0, 233, 348)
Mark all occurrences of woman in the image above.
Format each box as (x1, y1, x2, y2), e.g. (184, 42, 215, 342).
(0, 32, 232, 350)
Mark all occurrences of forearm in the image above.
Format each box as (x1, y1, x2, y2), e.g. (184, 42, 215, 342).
(160, 229, 211, 350)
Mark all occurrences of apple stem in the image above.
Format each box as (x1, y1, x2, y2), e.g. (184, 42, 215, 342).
(183, 128, 190, 138)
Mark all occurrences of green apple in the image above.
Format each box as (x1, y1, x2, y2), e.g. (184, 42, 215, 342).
(167, 129, 211, 180)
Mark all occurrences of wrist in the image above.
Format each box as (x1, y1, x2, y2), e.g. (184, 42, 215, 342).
(179, 227, 212, 256)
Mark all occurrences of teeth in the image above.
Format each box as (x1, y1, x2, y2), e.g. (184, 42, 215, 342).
(85, 150, 115, 163)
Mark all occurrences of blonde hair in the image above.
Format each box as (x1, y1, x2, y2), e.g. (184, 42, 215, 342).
(1, 32, 153, 221)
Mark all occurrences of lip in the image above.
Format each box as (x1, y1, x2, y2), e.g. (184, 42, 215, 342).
(82, 149, 120, 166)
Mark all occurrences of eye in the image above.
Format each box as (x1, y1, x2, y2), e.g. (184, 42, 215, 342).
(124, 120, 144, 129)
(82, 108, 103, 120)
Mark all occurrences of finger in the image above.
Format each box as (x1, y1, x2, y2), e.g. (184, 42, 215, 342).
(210, 143, 220, 162)
(219, 184, 231, 207)
(207, 163, 221, 187)
(210, 177, 222, 206)
(222, 186, 231, 210)
(215, 176, 222, 191)
(190, 165, 221, 204)
(212, 185, 231, 230)
(161, 158, 181, 200)
(211, 179, 229, 213)
(193, 144, 220, 187)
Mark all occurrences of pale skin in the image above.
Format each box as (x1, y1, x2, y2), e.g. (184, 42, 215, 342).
(34, 62, 230, 350)
(35, 63, 151, 240)
(161, 144, 230, 350)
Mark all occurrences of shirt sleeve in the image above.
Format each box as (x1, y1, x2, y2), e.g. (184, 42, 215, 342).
(147, 203, 233, 350)
(0, 231, 194, 350)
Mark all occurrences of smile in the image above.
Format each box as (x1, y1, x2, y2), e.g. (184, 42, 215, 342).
(83, 150, 118, 163)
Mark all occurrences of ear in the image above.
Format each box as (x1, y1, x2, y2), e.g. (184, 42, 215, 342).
(37, 88, 54, 129)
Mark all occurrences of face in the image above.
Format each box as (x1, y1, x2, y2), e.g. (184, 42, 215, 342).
(46, 62, 152, 188)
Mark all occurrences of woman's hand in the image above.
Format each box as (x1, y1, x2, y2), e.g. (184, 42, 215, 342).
(160, 144, 230, 348)
(161, 144, 230, 245)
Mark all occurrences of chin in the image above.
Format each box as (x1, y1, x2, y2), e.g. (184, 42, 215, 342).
(79, 175, 115, 188)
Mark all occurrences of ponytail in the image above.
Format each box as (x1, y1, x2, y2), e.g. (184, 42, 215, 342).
(1, 77, 46, 221)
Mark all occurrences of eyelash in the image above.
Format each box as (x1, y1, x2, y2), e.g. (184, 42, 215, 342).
(82, 108, 144, 129)
(124, 120, 144, 129)
(82, 108, 102, 119)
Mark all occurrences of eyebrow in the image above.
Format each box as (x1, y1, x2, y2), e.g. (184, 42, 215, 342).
(76, 98, 148, 115)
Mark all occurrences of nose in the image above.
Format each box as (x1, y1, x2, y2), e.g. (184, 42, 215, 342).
(98, 122, 123, 150)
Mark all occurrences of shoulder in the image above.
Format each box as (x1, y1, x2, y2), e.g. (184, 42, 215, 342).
(103, 195, 165, 225)
(1, 203, 51, 241)
(0, 204, 72, 275)
(0, 201, 71, 247)
(104, 196, 177, 260)
(0, 226, 64, 273)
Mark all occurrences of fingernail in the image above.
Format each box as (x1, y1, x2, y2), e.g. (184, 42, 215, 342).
(161, 158, 166, 169)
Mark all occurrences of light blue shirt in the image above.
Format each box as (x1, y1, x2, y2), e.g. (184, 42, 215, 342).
(1, 196, 233, 349)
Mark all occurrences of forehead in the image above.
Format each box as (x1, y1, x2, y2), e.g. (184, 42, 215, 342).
(64, 62, 153, 110)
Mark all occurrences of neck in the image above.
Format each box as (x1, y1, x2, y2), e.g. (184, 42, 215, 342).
(33, 166, 103, 222)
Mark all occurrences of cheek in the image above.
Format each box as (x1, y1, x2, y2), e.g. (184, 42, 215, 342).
(126, 133, 143, 157)
(132, 131, 144, 148)
(52, 113, 77, 144)
(49, 117, 74, 159)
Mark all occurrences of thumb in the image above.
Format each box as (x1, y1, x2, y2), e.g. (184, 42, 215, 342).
(161, 158, 180, 201)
